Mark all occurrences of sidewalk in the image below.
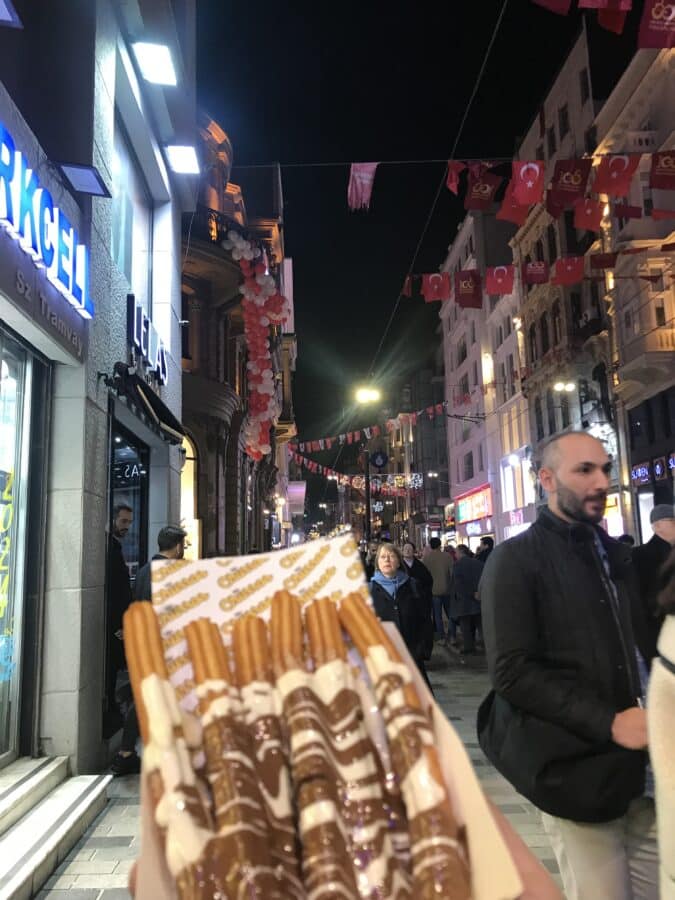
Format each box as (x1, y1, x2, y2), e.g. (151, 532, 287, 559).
(35, 646, 562, 898)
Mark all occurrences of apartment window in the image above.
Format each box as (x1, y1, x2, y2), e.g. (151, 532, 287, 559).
(505, 316, 512, 337)
(529, 323, 538, 363)
(640, 171, 653, 216)
(547, 389, 557, 435)
(558, 105, 570, 141)
(584, 126, 598, 156)
(579, 68, 590, 105)
(498, 325, 504, 347)
(540, 312, 550, 355)
(624, 309, 632, 335)
(535, 397, 544, 441)
(560, 394, 571, 429)
(468, 235, 475, 257)
(590, 280, 602, 320)
(463, 451, 474, 481)
(472, 360, 479, 387)
(470, 320, 476, 344)
(478, 444, 484, 473)
(111, 118, 153, 314)
(547, 126, 557, 158)
(499, 362, 507, 405)
(536, 143, 544, 163)
(655, 298, 667, 327)
(553, 300, 562, 344)
(459, 373, 469, 397)
(535, 239, 545, 263)
(648, 269, 666, 294)
(508, 353, 516, 397)
(457, 338, 467, 365)
(546, 224, 557, 262)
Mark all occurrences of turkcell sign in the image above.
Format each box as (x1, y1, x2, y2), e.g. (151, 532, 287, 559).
(0, 122, 93, 319)
(127, 294, 168, 385)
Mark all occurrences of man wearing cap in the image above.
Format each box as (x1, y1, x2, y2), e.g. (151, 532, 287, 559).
(632, 505, 675, 656)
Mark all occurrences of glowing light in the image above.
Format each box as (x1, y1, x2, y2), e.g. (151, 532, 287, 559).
(355, 387, 381, 404)
(132, 42, 177, 85)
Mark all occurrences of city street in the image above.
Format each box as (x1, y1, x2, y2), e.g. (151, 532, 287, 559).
(35, 648, 563, 899)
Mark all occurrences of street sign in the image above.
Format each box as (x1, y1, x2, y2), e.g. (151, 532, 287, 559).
(370, 451, 388, 469)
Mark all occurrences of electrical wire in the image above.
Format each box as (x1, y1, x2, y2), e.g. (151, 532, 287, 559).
(365, 0, 511, 383)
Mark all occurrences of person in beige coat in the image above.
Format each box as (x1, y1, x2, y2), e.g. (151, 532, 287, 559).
(648, 547, 675, 900)
(423, 537, 455, 641)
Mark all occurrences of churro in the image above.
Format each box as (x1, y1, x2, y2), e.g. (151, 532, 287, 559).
(339, 592, 472, 900)
(185, 618, 282, 899)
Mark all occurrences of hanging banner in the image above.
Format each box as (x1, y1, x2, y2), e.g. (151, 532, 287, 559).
(522, 260, 549, 285)
(485, 265, 515, 295)
(510, 160, 545, 206)
(592, 153, 640, 196)
(347, 163, 379, 211)
(454, 269, 483, 309)
(446, 161, 467, 195)
(464, 171, 502, 211)
(649, 151, 675, 190)
(573, 197, 605, 232)
(548, 158, 593, 209)
(421, 272, 452, 303)
(639, 0, 675, 48)
(551, 256, 585, 286)
(497, 181, 530, 225)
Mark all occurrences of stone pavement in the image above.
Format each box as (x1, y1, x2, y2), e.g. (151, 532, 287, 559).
(35, 646, 563, 899)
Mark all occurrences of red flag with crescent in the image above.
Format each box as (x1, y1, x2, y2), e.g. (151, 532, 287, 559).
(639, 0, 675, 48)
(497, 181, 530, 226)
(511, 161, 545, 206)
(532, 0, 572, 12)
(649, 151, 675, 190)
(551, 256, 585, 286)
(574, 198, 605, 232)
(454, 270, 483, 309)
(486, 265, 515, 295)
(421, 272, 451, 303)
(402, 275, 413, 297)
(464, 171, 502, 210)
(593, 154, 640, 196)
(549, 158, 593, 209)
(446, 161, 466, 195)
(347, 163, 379, 210)
(613, 203, 643, 219)
(522, 261, 550, 285)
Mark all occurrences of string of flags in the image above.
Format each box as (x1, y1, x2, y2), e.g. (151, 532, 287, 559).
(290, 451, 426, 496)
(289, 403, 448, 455)
(532, 0, 675, 47)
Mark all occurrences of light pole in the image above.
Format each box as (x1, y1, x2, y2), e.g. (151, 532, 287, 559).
(355, 385, 381, 543)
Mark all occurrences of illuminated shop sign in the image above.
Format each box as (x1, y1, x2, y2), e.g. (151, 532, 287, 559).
(456, 485, 493, 524)
(0, 122, 93, 319)
(669, 452, 675, 472)
(631, 461, 651, 485)
(653, 457, 667, 481)
(127, 294, 168, 385)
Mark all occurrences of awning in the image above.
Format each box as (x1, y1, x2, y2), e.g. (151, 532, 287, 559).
(127, 374, 185, 445)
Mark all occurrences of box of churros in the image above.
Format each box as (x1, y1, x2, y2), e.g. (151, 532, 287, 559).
(124, 535, 537, 900)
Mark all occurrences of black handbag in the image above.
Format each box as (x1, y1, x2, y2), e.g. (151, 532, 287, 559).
(477, 689, 645, 823)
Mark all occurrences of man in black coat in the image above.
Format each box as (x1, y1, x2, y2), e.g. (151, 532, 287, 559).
(105, 503, 133, 734)
(478, 432, 658, 900)
(632, 504, 674, 657)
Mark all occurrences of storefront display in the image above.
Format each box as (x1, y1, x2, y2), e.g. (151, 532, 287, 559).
(455, 484, 495, 552)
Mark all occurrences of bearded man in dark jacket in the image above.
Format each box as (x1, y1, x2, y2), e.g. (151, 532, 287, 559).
(478, 432, 657, 900)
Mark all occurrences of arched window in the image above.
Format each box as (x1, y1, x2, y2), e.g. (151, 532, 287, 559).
(547, 389, 557, 435)
(553, 300, 562, 345)
(535, 397, 544, 441)
(529, 323, 538, 363)
(180, 435, 200, 558)
(540, 312, 550, 355)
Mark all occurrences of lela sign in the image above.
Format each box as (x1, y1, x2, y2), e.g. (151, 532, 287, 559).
(0, 122, 93, 320)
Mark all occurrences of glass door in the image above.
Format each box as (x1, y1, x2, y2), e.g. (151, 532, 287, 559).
(0, 329, 31, 768)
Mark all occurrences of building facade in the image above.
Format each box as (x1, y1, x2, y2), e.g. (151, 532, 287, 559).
(0, 0, 196, 775)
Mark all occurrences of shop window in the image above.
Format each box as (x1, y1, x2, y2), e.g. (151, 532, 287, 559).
(463, 452, 474, 481)
(110, 425, 149, 584)
(111, 117, 154, 314)
(547, 389, 557, 435)
(535, 397, 544, 441)
(553, 300, 562, 345)
(180, 436, 200, 559)
(540, 312, 550, 355)
(558, 104, 570, 140)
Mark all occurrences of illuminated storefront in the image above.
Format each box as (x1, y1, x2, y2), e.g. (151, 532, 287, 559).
(498, 450, 537, 541)
(454, 484, 495, 552)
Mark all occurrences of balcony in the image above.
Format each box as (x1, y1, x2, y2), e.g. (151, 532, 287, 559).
(572, 316, 605, 344)
(615, 325, 675, 400)
(622, 130, 659, 154)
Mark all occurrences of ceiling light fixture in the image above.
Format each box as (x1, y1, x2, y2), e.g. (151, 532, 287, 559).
(132, 42, 177, 86)
(165, 145, 200, 175)
(57, 163, 111, 198)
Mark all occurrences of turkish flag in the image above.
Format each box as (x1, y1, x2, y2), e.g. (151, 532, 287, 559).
(574, 197, 605, 232)
(546, 191, 566, 220)
(590, 252, 618, 269)
(347, 163, 379, 210)
(510, 160, 546, 206)
(421, 272, 451, 303)
(551, 256, 585, 286)
(486, 265, 515, 295)
(613, 203, 643, 219)
(549, 158, 593, 208)
(522, 261, 550, 285)
(578, 0, 631, 6)
(446, 161, 466, 195)
(532, 0, 572, 12)
(651, 208, 675, 221)
(598, 10, 628, 32)
(454, 270, 483, 309)
(497, 181, 530, 226)
(650, 151, 675, 190)
(593, 154, 640, 196)
(402, 275, 413, 297)
(639, 0, 675, 48)
(464, 171, 502, 210)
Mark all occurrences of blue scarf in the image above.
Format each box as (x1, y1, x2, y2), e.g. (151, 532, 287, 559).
(372, 568, 409, 598)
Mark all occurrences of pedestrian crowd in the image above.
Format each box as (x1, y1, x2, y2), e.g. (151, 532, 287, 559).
(105, 429, 675, 900)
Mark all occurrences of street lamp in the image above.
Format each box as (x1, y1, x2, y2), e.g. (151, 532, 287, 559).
(554, 381, 576, 393)
(355, 386, 381, 404)
(427, 471, 438, 478)
(355, 384, 381, 542)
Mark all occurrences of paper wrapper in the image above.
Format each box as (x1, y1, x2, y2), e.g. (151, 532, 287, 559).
(134, 535, 559, 900)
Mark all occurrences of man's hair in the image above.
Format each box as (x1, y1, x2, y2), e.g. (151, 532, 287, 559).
(403, 540, 416, 550)
(429, 537, 441, 550)
(617, 534, 635, 547)
(480, 536, 494, 550)
(535, 430, 605, 475)
(456, 544, 471, 557)
(113, 503, 132, 518)
(157, 525, 187, 552)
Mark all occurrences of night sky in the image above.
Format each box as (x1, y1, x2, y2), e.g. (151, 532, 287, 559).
(197, 2, 638, 443)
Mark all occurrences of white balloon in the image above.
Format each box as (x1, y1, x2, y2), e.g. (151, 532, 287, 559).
(232, 249, 242, 260)
(243, 249, 254, 260)
(228, 230, 239, 242)
(253, 247, 262, 258)
(221, 239, 233, 249)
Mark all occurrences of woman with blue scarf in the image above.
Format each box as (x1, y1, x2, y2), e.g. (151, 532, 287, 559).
(370, 542, 432, 689)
